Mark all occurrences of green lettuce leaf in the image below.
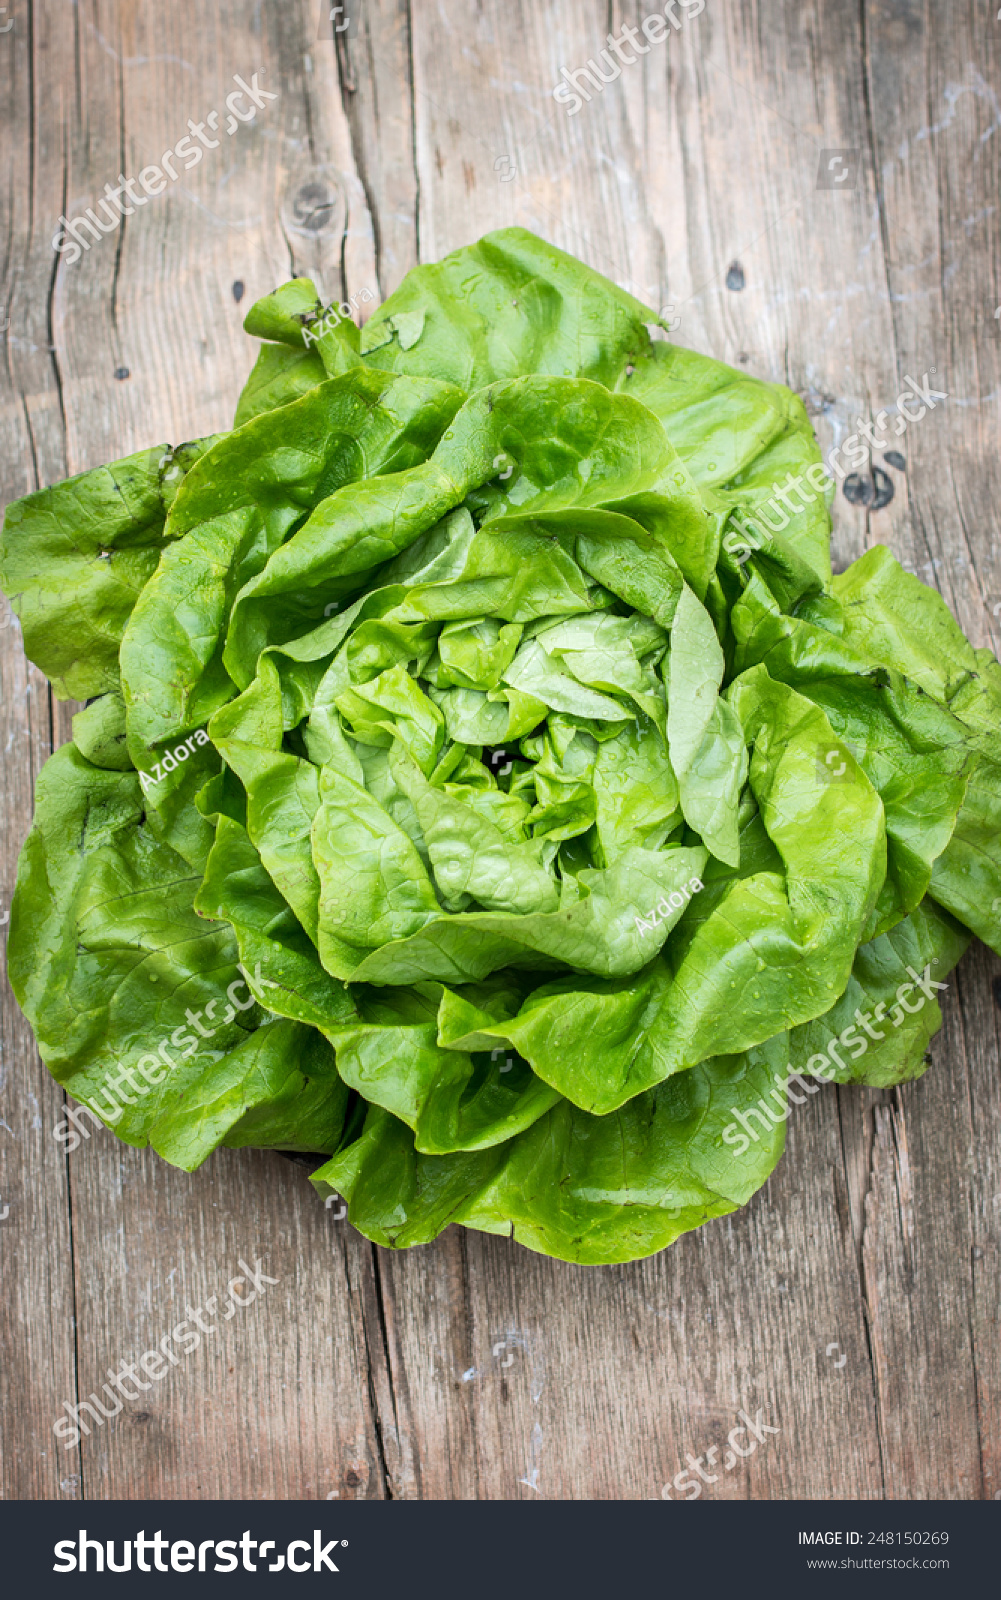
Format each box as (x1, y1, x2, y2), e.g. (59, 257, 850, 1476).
(0, 437, 222, 698)
(121, 368, 464, 747)
(666, 584, 747, 866)
(789, 898, 971, 1088)
(8, 744, 348, 1167)
(360, 226, 660, 391)
(312, 1035, 790, 1265)
(732, 571, 972, 937)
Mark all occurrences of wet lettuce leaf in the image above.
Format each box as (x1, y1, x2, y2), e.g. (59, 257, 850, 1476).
(789, 898, 970, 1088)
(312, 1035, 790, 1265)
(0, 437, 222, 698)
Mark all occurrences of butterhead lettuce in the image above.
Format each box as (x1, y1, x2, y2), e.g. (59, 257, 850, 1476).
(2, 228, 996, 1264)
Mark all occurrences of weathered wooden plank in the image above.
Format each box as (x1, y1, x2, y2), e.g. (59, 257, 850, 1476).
(367, 0, 889, 1501)
(375, 1080, 884, 1501)
(855, 0, 999, 1500)
(63, 1141, 387, 1500)
(858, 1069, 981, 1500)
(0, 642, 80, 1503)
(0, 0, 82, 1503)
(957, 942, 1001, 1504)
(861, 0, 1001, 656)
(1, 0, 390, 1503)
(335, 0, 420, 298)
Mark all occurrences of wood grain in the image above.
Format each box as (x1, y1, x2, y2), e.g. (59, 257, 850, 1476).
(1, 0, 998, 1502)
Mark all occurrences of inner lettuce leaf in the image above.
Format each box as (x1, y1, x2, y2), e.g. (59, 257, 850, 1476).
(666, 584, 747, 866)
(3, 227, 998, 1266)
(433, 670, 885, 1114)
(121, 368, 465, 750)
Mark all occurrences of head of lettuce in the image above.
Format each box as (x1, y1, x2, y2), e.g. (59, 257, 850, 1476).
(2, 229, 997, 1264)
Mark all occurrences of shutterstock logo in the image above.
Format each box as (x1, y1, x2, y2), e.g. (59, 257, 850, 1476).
(53, 1529, 347, 1573)
(816, 148, 861, 190)
(318, 2, 352, 37)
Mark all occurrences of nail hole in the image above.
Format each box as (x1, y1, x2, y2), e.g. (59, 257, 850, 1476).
(114, 366, 130, 381)
(843, 467, 894, 510)
(232, 280, 245, 303)
(725, 261, 745, 291)
(842, 474, 871, 506)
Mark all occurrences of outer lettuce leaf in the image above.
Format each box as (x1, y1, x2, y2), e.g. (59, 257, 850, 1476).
(618, 342, 832, 587)
(0, 437, 222, 698)
(72, 690, 132, 770)
(829, 545, 1001, 954)
(360, 226, 661, 391)
(8, 744, 349, 1166)
(242, 278, 324, 345)
(150, 1018, 348, 1171)
(710, 415, 833, 587)
(616, 342, 794, 487)
(930, 754, 1001, 957)
(833, 545, 991, 708)
(789, 898, 971, 1088)
(234, 341, 328, 426)
(732, 572, 972, 937)
(312, 1035, 789, 1265)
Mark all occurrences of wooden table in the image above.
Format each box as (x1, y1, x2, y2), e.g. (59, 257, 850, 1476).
(1, 0, 998, 1502)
